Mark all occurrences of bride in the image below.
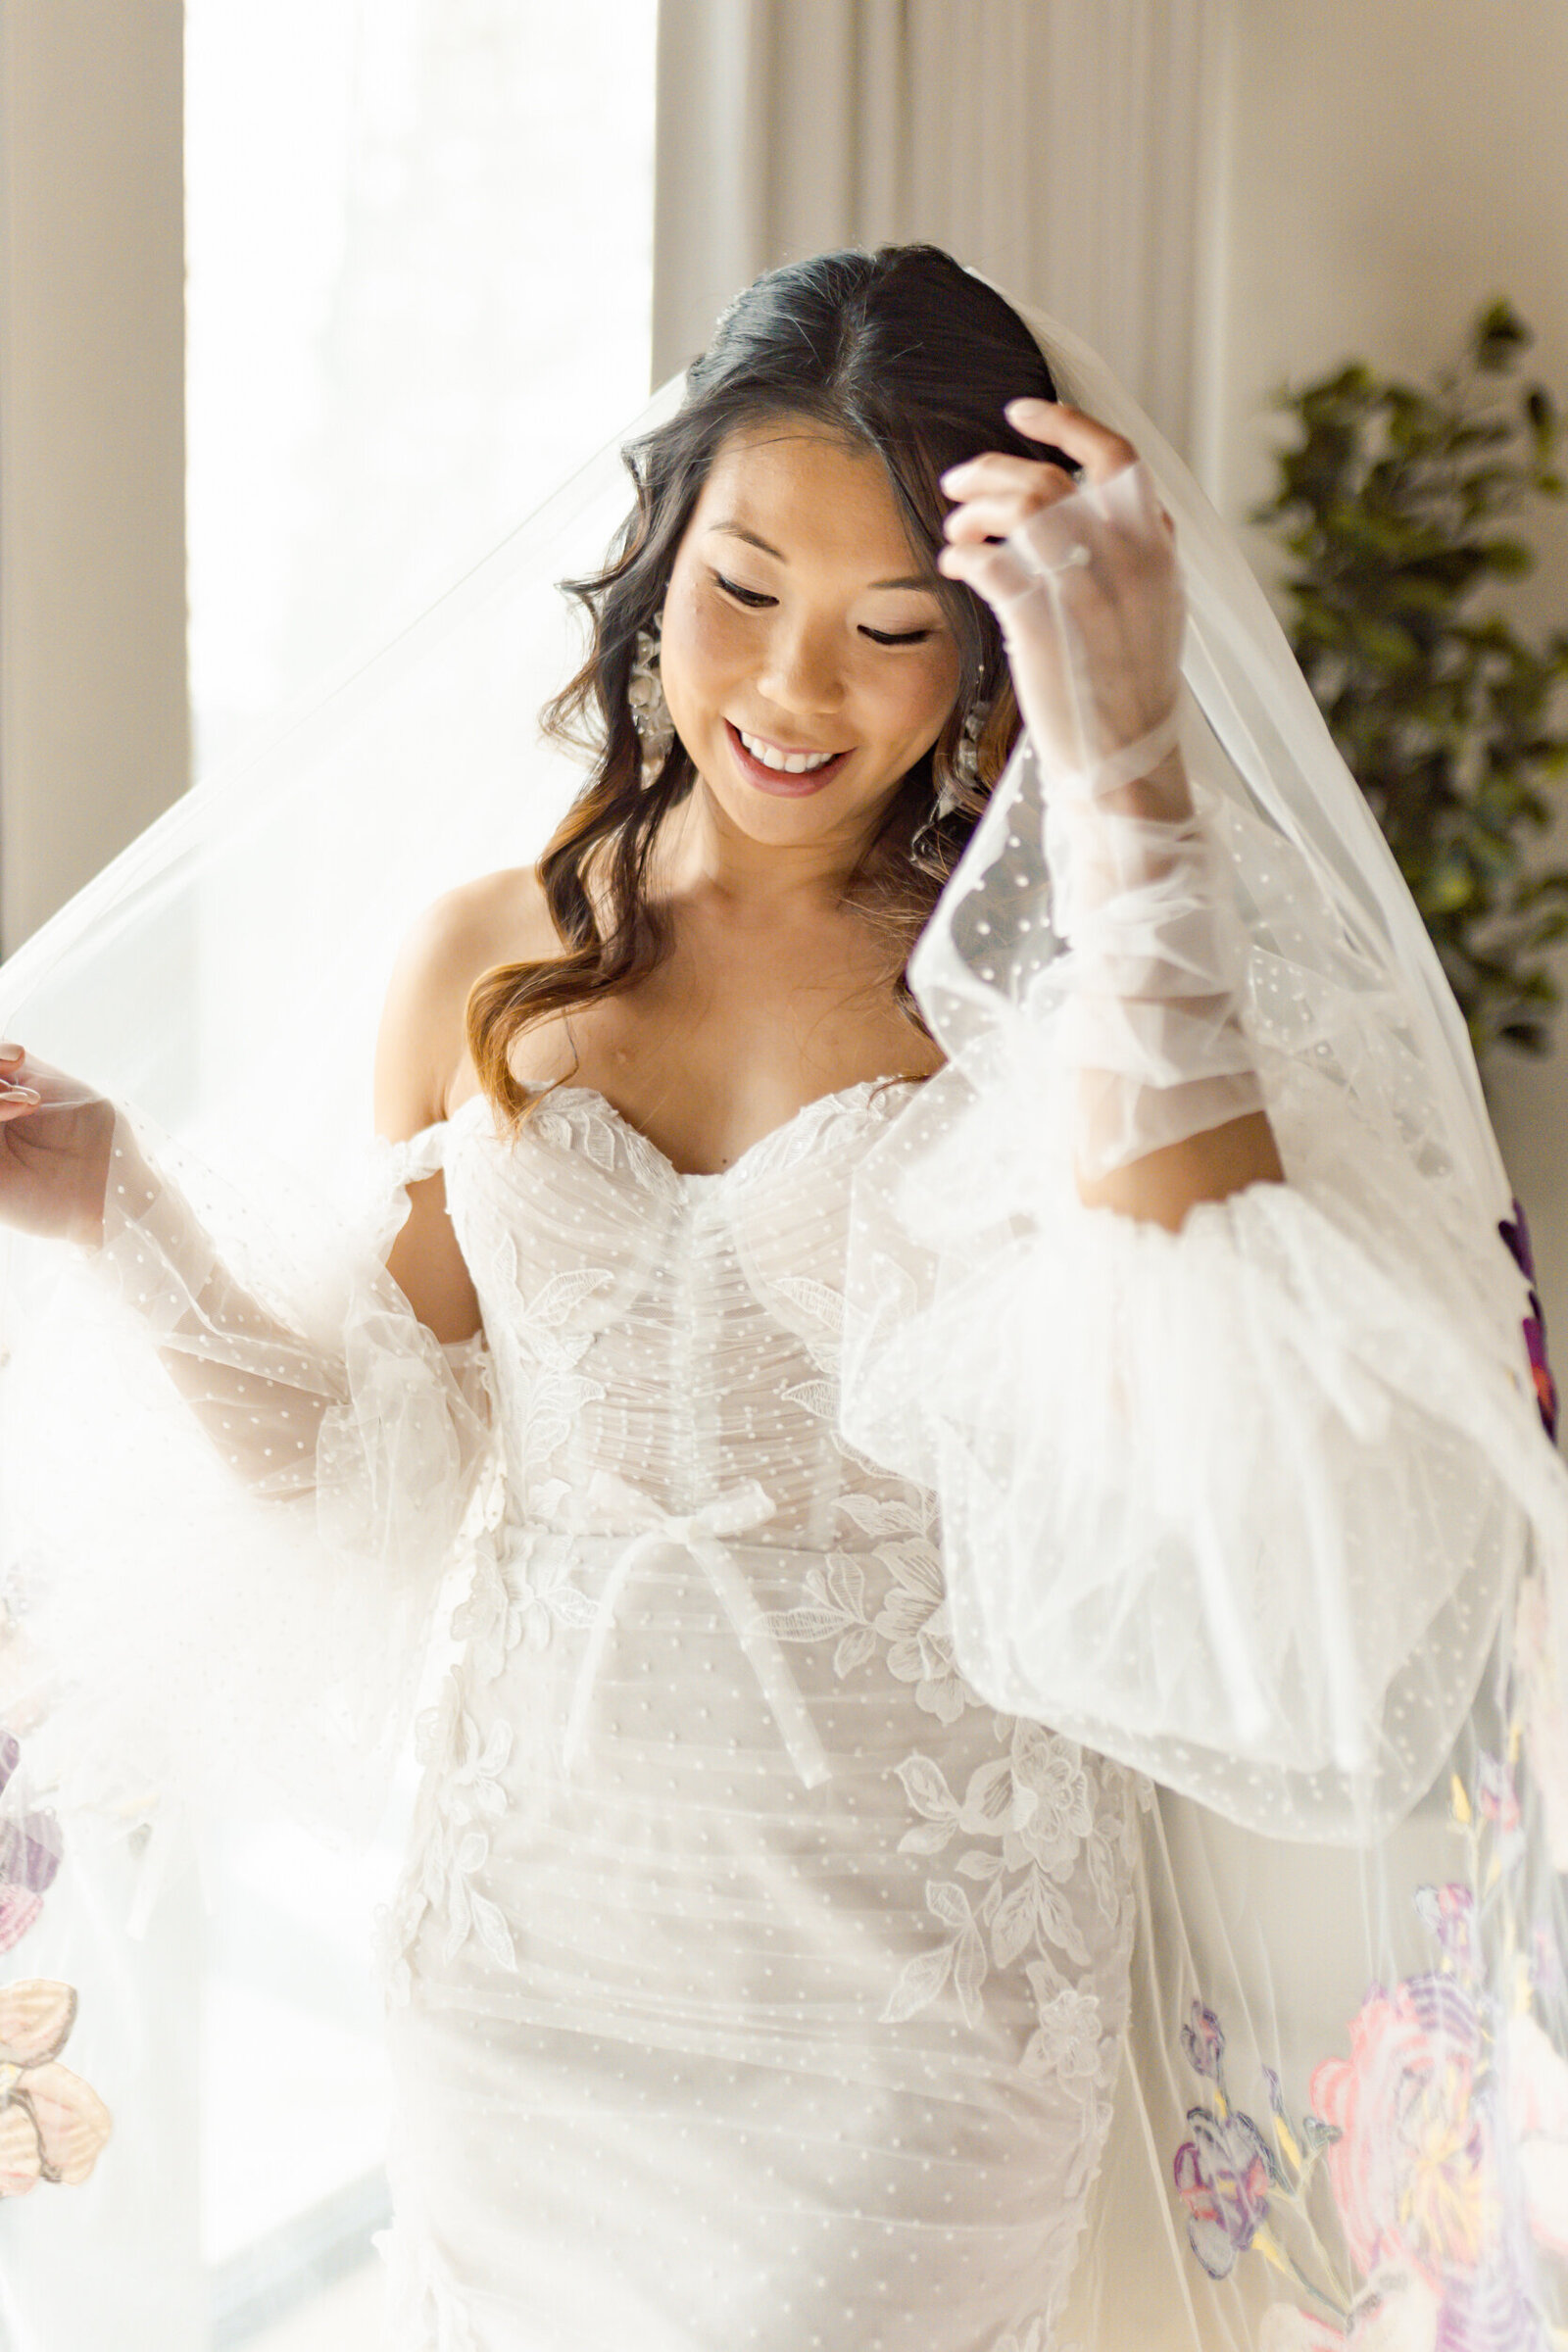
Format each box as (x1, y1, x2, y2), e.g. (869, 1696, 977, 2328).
(1, 246, 1565, 2351)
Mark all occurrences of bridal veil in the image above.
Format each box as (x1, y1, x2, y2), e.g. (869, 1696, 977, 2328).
(1, 287, 1565, 2348)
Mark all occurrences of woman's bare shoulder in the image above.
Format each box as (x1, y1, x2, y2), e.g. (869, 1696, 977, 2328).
(374, 866, 557, 1135)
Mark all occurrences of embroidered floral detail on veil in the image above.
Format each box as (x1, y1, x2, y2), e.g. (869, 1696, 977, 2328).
(1177, 1730, 1568, 2350)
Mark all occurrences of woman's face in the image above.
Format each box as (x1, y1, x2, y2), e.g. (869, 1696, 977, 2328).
(657, 419, 963, 853)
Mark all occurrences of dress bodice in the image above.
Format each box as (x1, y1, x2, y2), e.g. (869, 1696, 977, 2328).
(383, 1080, 1146, 2352)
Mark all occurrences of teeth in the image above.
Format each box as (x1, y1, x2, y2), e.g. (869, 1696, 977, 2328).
(737, 728, 839, 774)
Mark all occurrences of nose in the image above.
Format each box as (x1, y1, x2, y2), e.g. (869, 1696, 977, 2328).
(756, 611, 845, 720)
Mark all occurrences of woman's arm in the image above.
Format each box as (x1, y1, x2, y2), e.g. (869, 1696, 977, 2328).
(0, 889, 498, 1510)
(1078, 1107, 1284, 1231)
(373, 885, 489, 1343)
(0, 904, 513, 1833)
(1067, 753, 1284, 1232)
(940, 406, 1284, 1232)
(375, 863, 558, 1335)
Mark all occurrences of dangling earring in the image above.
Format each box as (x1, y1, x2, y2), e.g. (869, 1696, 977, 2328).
(628, 615, 674, 791)
(940, 700, 988, 817)
(917, 698, 990, 854)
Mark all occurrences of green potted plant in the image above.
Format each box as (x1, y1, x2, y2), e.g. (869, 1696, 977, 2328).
(1255, 302, 1568, 1060)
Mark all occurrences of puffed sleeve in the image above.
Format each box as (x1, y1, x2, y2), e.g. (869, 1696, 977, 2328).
(840, 753, 1568, 1843)
(0, 1104, 496, 1844)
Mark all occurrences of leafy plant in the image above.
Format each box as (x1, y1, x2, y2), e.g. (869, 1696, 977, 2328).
(1255, 301, 1568, 1059)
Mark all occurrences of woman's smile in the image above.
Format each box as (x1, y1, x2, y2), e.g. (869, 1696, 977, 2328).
(724, 719, 854, 794)
(658, 418, 961, 849)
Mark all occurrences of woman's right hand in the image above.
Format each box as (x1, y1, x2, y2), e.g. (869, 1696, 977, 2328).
(0, 1045, 115, 1247)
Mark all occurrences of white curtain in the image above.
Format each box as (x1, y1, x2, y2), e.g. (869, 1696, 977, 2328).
(652, 0, 1233, 471)
(187, 0, 658, 774)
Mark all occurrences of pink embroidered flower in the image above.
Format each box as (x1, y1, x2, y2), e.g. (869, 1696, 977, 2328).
(1309, 1975, 1492, 2289)
(1475, 1754, 1521, 1844)
(0, 1980, 112, 2196)
(1411, 1884, 1474, 1972)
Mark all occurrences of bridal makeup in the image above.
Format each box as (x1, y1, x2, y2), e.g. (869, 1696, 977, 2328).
(721, 719, 852, 797)
(657, 418, 960, 846)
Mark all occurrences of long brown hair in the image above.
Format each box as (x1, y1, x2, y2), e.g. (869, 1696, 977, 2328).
(467, 245, 1060, 1127)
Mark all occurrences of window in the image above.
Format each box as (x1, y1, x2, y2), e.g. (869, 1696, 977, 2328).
(184, 8, 655, 2340)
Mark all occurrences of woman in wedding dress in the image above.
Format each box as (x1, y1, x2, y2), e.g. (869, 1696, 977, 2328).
(1, 246, 1566, 2351)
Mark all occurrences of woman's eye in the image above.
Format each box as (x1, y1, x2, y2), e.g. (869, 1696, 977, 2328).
(712, 570, 775, 610)
(712, 569, 932, 646)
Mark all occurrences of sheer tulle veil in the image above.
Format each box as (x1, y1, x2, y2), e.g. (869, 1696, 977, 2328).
(1, 278, 1566, 2348)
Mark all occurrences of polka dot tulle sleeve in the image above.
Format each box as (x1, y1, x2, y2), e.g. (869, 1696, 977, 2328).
(5, 1104, 494, 1840)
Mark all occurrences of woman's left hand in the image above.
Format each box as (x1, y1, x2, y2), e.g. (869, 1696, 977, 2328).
(938, 400, 1185, 795)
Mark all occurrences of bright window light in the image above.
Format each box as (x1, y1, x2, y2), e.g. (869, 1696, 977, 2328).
(183, 8, 655, 2340)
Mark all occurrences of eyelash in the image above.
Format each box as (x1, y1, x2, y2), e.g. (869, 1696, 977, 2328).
(711, 570, 934, 648)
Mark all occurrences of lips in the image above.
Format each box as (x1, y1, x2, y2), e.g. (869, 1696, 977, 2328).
(724, 720, 853, 797)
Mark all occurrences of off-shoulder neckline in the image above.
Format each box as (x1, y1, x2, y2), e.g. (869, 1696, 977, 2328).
(442, 1074, 922, 1187)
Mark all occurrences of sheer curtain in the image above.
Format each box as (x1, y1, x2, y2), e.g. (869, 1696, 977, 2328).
(188, 0, 657, 774)
(652, 0, 1233, 475)
(176, 9, 651, 2345)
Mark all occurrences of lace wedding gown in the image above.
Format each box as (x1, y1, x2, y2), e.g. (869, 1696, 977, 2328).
(376, 1076, 1143, 2352)
(7, 316, 1568, 2351)
(17, 934, 1564, 2352)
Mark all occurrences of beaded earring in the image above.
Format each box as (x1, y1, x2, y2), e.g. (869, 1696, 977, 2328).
(916, 698, 990, 855)
(938, 700, 989, 819)
(628, 617, 675, 790)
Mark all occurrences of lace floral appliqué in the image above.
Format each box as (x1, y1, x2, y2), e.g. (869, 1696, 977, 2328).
(885, 1724, 1117, 2029)
(768, 1491, 977, 1725)
(384, 1677, 517, 2002)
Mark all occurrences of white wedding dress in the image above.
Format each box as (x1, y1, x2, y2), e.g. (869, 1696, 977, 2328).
(7, 310, 1568, 2352)
(374, 1077, 1143, 2352)
(22, 766, 1568, 2349)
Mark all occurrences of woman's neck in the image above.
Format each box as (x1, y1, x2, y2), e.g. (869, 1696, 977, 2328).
(657, 775, 890, 920)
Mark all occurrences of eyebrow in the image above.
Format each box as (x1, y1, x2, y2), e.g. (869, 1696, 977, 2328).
(709, 520, 936, 595)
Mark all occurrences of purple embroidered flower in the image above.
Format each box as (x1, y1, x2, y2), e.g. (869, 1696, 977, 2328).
(1173, 2105, 1277, 2278)
(0, 1728, 63, 1956)
(1476, 1754, 1521, 1838)
(1175, 1897, 1566, 2342)
(1531, 1923, 1564, 2004)
(1433, 2248, 1551, 2352)
(1414, 1882, 1477, 1971)
(1181, 2000, 1225, 2082)
(1499, 1200, 1558, 1441)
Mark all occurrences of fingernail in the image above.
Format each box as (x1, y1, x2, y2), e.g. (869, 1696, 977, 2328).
(939, 464, 970, 489)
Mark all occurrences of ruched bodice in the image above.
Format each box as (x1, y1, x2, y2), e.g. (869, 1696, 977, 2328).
(380, 1081, 1146, 2352)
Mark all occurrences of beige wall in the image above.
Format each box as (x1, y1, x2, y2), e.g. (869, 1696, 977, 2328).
(0, 0, 189, 956)
(1211, 0, 1568, 1337)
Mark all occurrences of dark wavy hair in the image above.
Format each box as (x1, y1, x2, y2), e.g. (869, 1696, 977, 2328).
(467, 244, 1059, 1125)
